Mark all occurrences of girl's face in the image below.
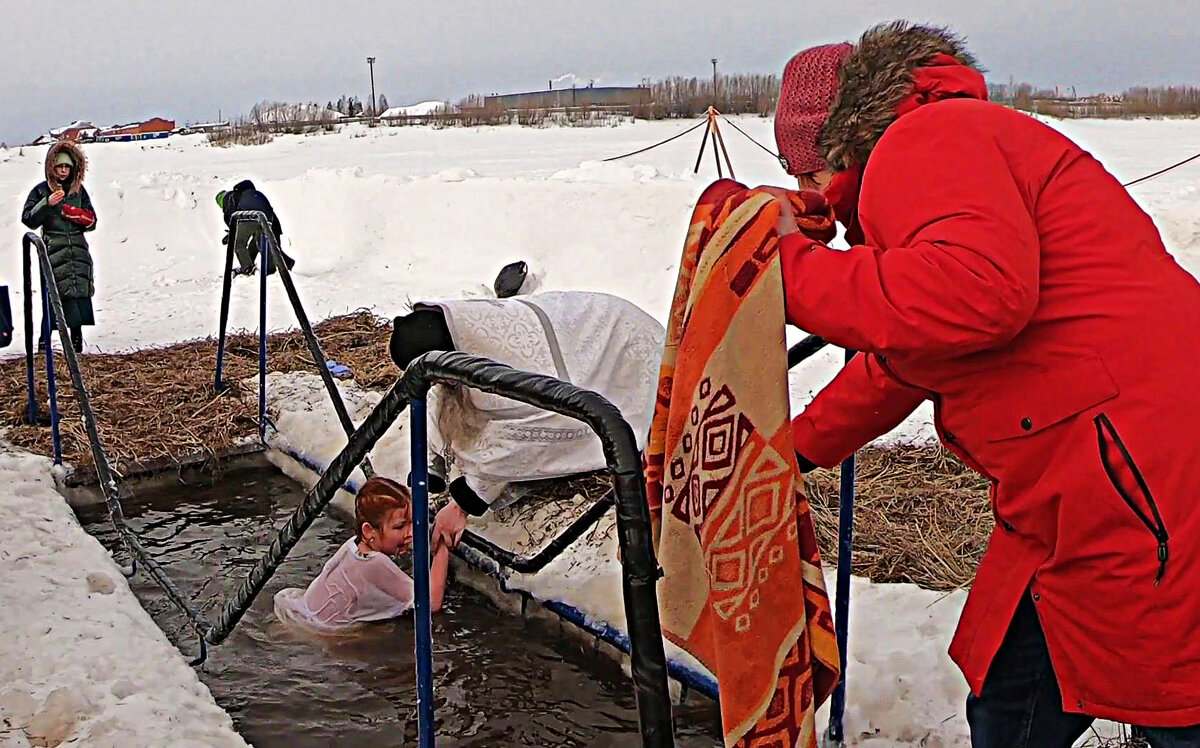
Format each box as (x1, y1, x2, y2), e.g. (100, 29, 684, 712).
(53, 163, 71, 183)
(362, 507, 414, 555)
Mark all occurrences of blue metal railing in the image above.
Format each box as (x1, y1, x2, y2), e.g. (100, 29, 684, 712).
(784, 336, 858, 746)
(21, 233, 63, 463)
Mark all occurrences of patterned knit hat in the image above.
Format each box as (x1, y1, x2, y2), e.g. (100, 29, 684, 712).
(774, 43, 853, 175)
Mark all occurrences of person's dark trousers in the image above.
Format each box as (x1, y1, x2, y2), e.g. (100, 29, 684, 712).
(968, 591, 1200, 747)
(37, 323, 83, 353)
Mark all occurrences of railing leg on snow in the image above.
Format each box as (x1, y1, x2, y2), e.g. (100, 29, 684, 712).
(410, 398, 436, 748)
(258, 232, 269, 440)
(213, 237, 235, 393)
(825, 349, 858, 746)
(39, 272, 63, 464)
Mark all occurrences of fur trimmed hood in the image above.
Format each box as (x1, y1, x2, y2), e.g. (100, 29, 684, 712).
(44, 140, 88, 195)
(819, 22, 981, 172)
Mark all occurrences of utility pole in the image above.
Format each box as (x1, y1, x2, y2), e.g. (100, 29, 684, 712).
(711, 58, 718, 108)
(367, 57, 377, 124)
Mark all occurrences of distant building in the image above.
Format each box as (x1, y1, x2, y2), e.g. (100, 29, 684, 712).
(97, 117, 176, 142)
(178, 121, 230, 135)
(483, 85, 650, 111)
(49, 121, 101, 141)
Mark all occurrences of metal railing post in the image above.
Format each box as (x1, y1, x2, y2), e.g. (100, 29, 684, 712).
(258, 231, 268, 440)
(22, 237, 37, 425)
(826, 349, 858, 746)
(38, 270, 62, 464)
(213, 235, 235, 392)
(410, 398, 436, 748)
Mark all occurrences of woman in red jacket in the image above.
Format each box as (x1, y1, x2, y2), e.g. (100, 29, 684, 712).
(775, 21, 1200, 747)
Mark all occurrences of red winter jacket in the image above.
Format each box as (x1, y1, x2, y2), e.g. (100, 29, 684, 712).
(782, 98, 1200, 725)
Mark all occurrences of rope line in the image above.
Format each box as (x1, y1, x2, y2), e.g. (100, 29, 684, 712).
(605, 109, 1199, 191)
(602, 119, 708, 162)
(1122, 151, 1200, 187)
(719, 115, 781, 162)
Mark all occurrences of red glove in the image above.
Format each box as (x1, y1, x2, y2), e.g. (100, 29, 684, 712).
(60, 204, 96, 228)
(790, 190, 837, 244)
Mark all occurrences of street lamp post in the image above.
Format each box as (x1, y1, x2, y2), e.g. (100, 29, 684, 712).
(367, 57, 377, 124)
(711, 58, 718, 108)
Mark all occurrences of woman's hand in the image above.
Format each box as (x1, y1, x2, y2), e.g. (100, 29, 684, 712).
(792, 190, 838, 243)
(48, 190, 65, 207)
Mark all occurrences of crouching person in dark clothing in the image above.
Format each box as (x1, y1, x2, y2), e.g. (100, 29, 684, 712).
(216, 179, 296, 276)
(21, 140, 97, 353)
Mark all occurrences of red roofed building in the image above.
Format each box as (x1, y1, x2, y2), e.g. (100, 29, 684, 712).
(97, 117, 177, 142)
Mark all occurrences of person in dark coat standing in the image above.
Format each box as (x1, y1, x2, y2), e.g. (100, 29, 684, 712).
(774, 22, 1200, 746)
(21, 140, 97, 353)
(216, 180, 295, 275)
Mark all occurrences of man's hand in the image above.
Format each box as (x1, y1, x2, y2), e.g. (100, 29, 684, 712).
(433, 501, 470, 550)
(48, 190, 65, 207)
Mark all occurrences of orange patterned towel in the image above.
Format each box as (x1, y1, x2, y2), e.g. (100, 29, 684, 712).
(645, 179, 840, 747)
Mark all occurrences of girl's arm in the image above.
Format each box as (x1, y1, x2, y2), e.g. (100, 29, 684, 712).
(429, 542, 450, 613)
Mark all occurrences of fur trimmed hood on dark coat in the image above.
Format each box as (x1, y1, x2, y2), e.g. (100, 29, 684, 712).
(44, 140, 88, 195)
(819, 21, 982, 172)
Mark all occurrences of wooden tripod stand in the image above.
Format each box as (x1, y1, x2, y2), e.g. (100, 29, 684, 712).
(693, 107, 736, 180)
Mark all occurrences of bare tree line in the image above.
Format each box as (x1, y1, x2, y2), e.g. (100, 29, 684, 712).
(990, 83, 1200, 118)
(208, 76, 1200, 147)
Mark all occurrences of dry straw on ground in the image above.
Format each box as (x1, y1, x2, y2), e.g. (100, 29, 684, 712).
(805, 446, 993, 592)
(0, 311, 395, 475)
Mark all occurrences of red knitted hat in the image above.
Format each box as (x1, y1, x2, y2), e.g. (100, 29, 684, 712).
(774, 42, 853, 175)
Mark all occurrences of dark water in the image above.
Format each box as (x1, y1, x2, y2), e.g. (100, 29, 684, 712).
(76, 467, 723, 747)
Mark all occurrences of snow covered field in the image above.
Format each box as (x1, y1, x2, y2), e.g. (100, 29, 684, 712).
(1, 116, 1197, 745)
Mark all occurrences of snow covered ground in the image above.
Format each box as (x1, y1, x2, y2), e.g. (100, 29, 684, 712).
(0, 447, 246, 747)
(1, 115, 1196, 745)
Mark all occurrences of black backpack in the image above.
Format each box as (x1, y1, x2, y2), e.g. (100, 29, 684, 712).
(0, 286, 12, 348)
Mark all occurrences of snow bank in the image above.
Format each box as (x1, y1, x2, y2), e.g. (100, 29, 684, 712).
(0, 446, 246, 747)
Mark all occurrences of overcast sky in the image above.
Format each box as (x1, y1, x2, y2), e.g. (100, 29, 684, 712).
(2, 0, 1197, 143)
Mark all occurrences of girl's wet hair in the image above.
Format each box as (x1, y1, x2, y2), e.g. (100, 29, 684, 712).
(355, 477, 413, 542)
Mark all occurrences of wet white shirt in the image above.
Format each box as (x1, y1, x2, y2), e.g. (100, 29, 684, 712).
(274, 538, 414, 633)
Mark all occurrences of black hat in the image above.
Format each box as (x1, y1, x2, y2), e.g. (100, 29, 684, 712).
(389, 306, 454, 370)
